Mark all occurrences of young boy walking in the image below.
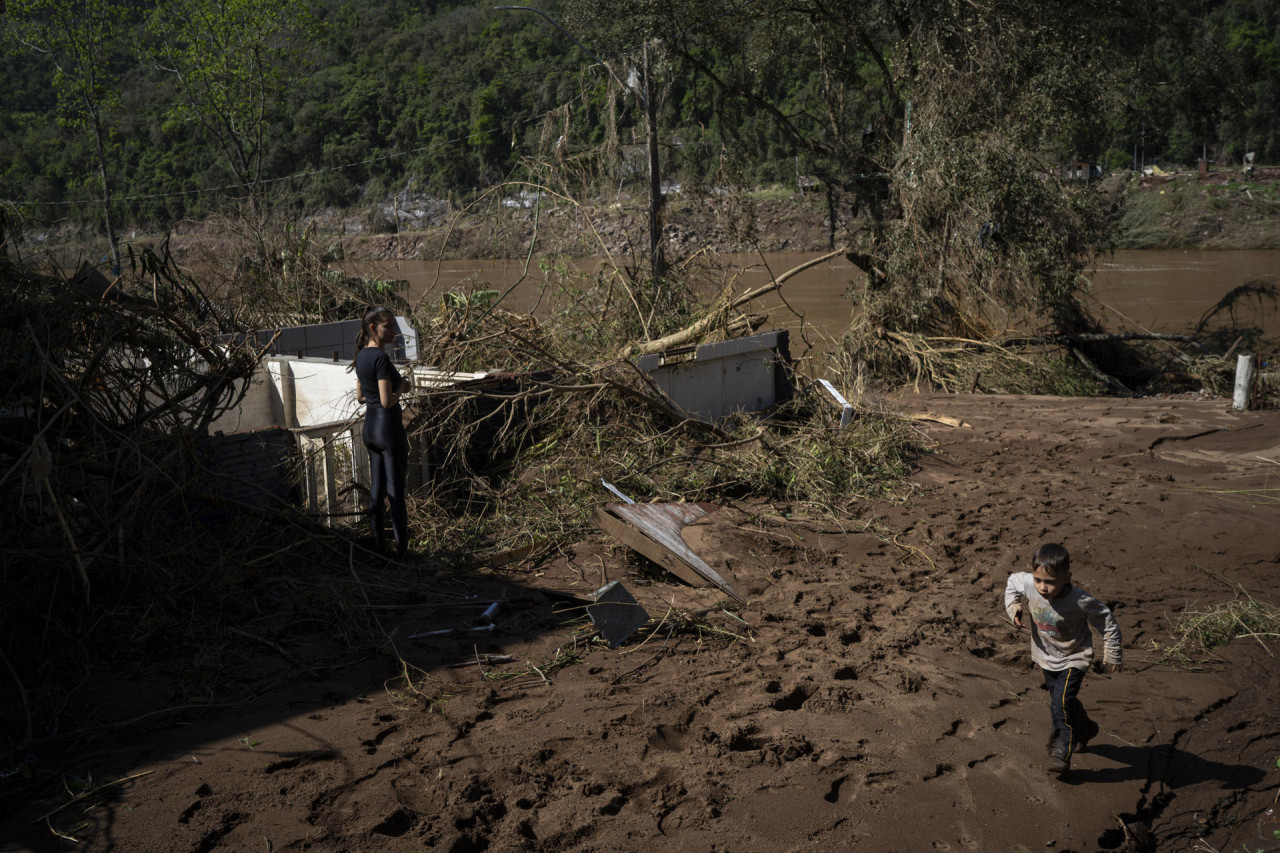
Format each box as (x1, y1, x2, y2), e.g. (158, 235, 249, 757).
(1004, 543, 1123, 776)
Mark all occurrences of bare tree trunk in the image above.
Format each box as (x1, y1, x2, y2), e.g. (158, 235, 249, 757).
(89, 111, 121, 272)
(644, 40, 664, 279)
(626, 249, 844, 357)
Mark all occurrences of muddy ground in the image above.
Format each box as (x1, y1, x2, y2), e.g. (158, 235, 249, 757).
(3, 393, 1278, 852)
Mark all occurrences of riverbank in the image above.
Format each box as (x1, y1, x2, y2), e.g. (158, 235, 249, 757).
(26, 167, 1280, 268)
(324, 169, 1280, 261)
(1116, 168, 1280, 250)
(3, 392, 1276, 852)
(90, 167, 1274, 271)
(299, 185, 836, 263)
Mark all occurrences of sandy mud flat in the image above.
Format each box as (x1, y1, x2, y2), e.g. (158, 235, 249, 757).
(3, 393, 1277, 852)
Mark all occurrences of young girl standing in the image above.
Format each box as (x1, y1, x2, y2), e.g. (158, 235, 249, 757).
(351, 306, 413, 556)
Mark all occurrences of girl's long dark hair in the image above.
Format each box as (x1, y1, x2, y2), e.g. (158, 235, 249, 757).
(348, 305, 395, 371)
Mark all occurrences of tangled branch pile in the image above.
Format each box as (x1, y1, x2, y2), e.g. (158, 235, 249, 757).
(397, 253, 922, 564)
(0, 247, 417, 755)
(0, 233, 925, 762)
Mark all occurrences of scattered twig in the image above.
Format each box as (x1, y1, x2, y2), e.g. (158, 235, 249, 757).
(34, 770, 155, 822)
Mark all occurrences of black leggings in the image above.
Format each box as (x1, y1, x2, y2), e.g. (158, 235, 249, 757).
(363, 405, 409, 553)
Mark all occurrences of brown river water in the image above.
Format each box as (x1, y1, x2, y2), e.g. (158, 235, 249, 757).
(345, 250, 1279, 363)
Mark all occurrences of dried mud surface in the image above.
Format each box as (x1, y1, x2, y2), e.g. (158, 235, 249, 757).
(4, 394, 1279, 852)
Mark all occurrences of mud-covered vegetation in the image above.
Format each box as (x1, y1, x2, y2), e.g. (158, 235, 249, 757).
(1116, 171, 1280, 249)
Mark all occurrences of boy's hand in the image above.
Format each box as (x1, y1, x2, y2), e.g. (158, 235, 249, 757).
(1012, 608, 1025, 630)
(1103, 663, 1122, 674)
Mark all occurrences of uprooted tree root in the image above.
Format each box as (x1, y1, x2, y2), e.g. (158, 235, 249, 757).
(832, 322, 1107, 396)
(832, 290, 1276, 401)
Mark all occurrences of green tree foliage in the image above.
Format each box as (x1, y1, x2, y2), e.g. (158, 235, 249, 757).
(5, 0, 134, 266)
(0, 0, 1277, 239)
(1116, 0, 1280, 168)
(564, 0, 1141, 342)
(144, 0, 323, 202)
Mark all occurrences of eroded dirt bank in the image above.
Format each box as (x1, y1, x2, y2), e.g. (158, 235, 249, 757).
(3, 394, 1278, 852)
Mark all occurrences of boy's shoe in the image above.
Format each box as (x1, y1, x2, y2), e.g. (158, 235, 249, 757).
(1047, 751, 1070, 776)
(1073, 719, 1100, 753)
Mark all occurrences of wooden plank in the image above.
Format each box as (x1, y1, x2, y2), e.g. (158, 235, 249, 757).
(302, 435, 320, 517)
(593, 509, 707, 589)
(321, 436, 336, 524)
(593, 504, 745, 603)
(904, 411, 970, 428)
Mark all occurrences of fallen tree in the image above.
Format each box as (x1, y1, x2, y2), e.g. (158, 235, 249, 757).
(560, 0, 1159, 390)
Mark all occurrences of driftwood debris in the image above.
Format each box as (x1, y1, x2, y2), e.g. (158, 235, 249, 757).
(904, 412, 970, 428)
(593, 503, 745, 603)
(1233, 353, 1259, 410)
(625, 249, 845, 358)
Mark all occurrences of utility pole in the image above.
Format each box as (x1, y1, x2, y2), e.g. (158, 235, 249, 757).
(644, 40, 664, 278)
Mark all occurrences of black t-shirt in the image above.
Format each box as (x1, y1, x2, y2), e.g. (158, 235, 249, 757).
(355, 346, 403, 410)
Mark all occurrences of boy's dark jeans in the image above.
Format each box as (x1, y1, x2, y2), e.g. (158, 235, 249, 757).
(1042, 666, 1091, 759)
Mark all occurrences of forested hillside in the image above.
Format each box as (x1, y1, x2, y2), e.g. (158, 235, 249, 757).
(1, 0, 1277, 237)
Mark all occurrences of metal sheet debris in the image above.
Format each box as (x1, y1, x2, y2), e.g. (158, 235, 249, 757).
(593, 503, 745, 603)
(815, 379, 854, 429)
(637, 330, 793, 422)
(587, 581, 651, 648)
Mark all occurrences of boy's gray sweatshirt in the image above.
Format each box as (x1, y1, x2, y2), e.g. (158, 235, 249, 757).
(1004, 573, 1123, 671)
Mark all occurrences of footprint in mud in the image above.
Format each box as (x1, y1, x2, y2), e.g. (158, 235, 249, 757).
(178, 799, 203, 825)
(647, 724, 685, 752)
(772, 684, 814, 711)
(194, 810, 246, 852)
(362, 724, 400, 755)
(371, 808, 417, 838)
(824, 775, 849, 803)
(598, 792, 628, 816)
(178, 783, 215, 825)
(923, 763, 953, 781)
